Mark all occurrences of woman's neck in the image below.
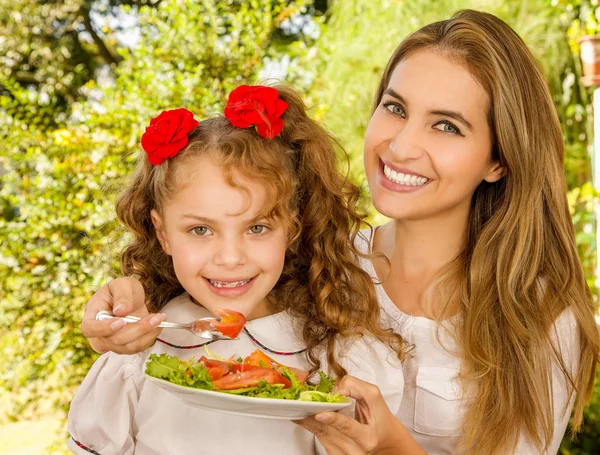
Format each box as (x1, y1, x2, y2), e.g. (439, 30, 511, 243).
(373, 210, 468, 317)
(386, 215, 466, 272)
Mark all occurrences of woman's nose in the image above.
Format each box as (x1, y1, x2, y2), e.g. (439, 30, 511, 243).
(388, 122, 426, 162)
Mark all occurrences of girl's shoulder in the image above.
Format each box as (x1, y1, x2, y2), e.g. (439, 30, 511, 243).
(355, 227, 376, 254)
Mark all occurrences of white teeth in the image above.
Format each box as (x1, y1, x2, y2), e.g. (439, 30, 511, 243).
(383, 164, 428, 186)
(209, 279, 251, 288)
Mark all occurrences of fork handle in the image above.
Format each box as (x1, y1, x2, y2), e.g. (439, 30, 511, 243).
(95, 310, 186, 329)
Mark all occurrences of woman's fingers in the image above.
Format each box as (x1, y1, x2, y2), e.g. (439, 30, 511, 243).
(81, 277, 164, 354)
(335, 375, 384, 405)
(83, 315, 164, 354)
(82, 277, 146, 335)
(314, 412, 378, 451)
(294, 416, 367, 455)
(107, 277, 148, 316)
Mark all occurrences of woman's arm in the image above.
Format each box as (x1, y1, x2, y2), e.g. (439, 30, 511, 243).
(296, 376, 427, 455)
(81, 277, 166, 354)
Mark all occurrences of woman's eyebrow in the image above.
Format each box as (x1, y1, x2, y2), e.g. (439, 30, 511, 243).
(429, 109, 474, 131)
(383, 87, 474, 132)
(382, 88, 406, 104)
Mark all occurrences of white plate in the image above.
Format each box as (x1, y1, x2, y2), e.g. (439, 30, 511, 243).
(146, 375, 351, 420)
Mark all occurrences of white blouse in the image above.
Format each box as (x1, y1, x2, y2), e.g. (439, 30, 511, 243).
(356, 229, 580, 455)
(67, 293, 404, 455)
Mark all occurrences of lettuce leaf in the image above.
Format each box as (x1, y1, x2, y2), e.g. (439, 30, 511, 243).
(299, 390, 349, 403)
(145, 353, 213, 390)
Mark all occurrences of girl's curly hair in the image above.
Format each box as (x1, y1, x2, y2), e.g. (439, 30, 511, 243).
(116, 84, 404, 376)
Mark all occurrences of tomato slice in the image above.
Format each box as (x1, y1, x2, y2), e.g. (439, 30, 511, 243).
(212, 368, 292, 390)
(244, 349, 279, 369)
(243, 349, 310, 382)
(199, 356, 261, 377)
(211, 309, 246, 338)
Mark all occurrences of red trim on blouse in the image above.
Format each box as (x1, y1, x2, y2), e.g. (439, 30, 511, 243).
(71, 437, 101, 454)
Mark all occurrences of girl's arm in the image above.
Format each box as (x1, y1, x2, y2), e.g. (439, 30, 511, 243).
(81, 277, 165, 354)
(67, 352, 144, 454)
(297, 376, 428, 455)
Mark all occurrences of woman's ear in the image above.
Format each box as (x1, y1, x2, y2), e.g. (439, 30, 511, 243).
(150, 209, 171, 255)
(483, 161, 505, 183)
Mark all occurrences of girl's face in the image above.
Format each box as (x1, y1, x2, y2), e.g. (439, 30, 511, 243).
(364, 50, 504, 222)
(151, 158, 287, 319)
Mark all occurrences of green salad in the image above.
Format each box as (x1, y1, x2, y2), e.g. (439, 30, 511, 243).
(145, 350, 349, 403)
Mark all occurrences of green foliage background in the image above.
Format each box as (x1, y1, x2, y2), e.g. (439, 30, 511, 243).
(1, 0, 599, 452)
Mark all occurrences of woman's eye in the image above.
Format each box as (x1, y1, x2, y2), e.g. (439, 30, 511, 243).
(191, 226, 212, 236)
(383, 102, 405, 117)
(248, 225, 268, 234)
(433, 121, 462, 136)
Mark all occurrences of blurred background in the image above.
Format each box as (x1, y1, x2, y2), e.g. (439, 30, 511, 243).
(1, 0, 600, 453)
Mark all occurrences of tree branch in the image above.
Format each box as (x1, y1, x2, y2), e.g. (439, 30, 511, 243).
(80, 8, 123, 66)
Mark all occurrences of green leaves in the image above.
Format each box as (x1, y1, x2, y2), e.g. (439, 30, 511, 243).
(146, 354, 214, 389)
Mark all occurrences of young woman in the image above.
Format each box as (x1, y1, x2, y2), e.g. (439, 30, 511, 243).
(80, 9, 599, 455)
(297, 9, 600, 455)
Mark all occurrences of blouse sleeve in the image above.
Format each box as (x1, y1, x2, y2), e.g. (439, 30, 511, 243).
(514, 308, 581, 454)
(67, 352, 144, 455)
(337, 336, 405, 412)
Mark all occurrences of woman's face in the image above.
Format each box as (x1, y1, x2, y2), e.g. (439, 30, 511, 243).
(364, 50, 503, 222)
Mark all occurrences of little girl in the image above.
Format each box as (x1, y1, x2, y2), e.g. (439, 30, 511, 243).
(67, 84, 404, 454)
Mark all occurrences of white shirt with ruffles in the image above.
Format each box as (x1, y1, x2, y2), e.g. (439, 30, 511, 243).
(356, 228, 581, 455)
(67, 293, 404, 455)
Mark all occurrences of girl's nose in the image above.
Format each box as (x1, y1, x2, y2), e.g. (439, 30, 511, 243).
(388, 122, 426, 162)
(213, 238, 246, 268)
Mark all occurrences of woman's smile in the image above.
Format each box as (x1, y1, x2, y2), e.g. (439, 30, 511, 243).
(378, 159, 431, 193)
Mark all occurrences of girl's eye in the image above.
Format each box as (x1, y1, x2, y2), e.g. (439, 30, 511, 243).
(433, 121, 463, 136)
(248, 225, 269, 235)
(191, 226, 212, 236)
(383, 102, 406, 117)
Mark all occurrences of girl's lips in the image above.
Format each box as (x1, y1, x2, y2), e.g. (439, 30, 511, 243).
(204, 276, 256, 298)
(377, 159, 431, 193)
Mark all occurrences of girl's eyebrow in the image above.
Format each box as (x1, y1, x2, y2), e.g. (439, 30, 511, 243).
(382, 87, 474, 132)
(181, 213, 267, 224)
(181, 214, 215, 223)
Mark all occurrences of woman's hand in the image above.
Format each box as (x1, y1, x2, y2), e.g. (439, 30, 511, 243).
(296, 376, 426, 455)
(81, 277, 166, 354)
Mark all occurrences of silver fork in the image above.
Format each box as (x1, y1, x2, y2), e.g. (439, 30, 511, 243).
(95, 310, 238, 341)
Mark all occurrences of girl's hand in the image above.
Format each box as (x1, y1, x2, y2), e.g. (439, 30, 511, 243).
(296, 376, 426, 455)
(81, 277, 166, 354)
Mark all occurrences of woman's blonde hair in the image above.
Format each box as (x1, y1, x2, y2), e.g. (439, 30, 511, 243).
(373, 9, 599, 454)
(116, 84, 403, 376)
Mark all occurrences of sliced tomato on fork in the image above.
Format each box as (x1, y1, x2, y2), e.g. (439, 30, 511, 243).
(210, 309, 246, 338)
